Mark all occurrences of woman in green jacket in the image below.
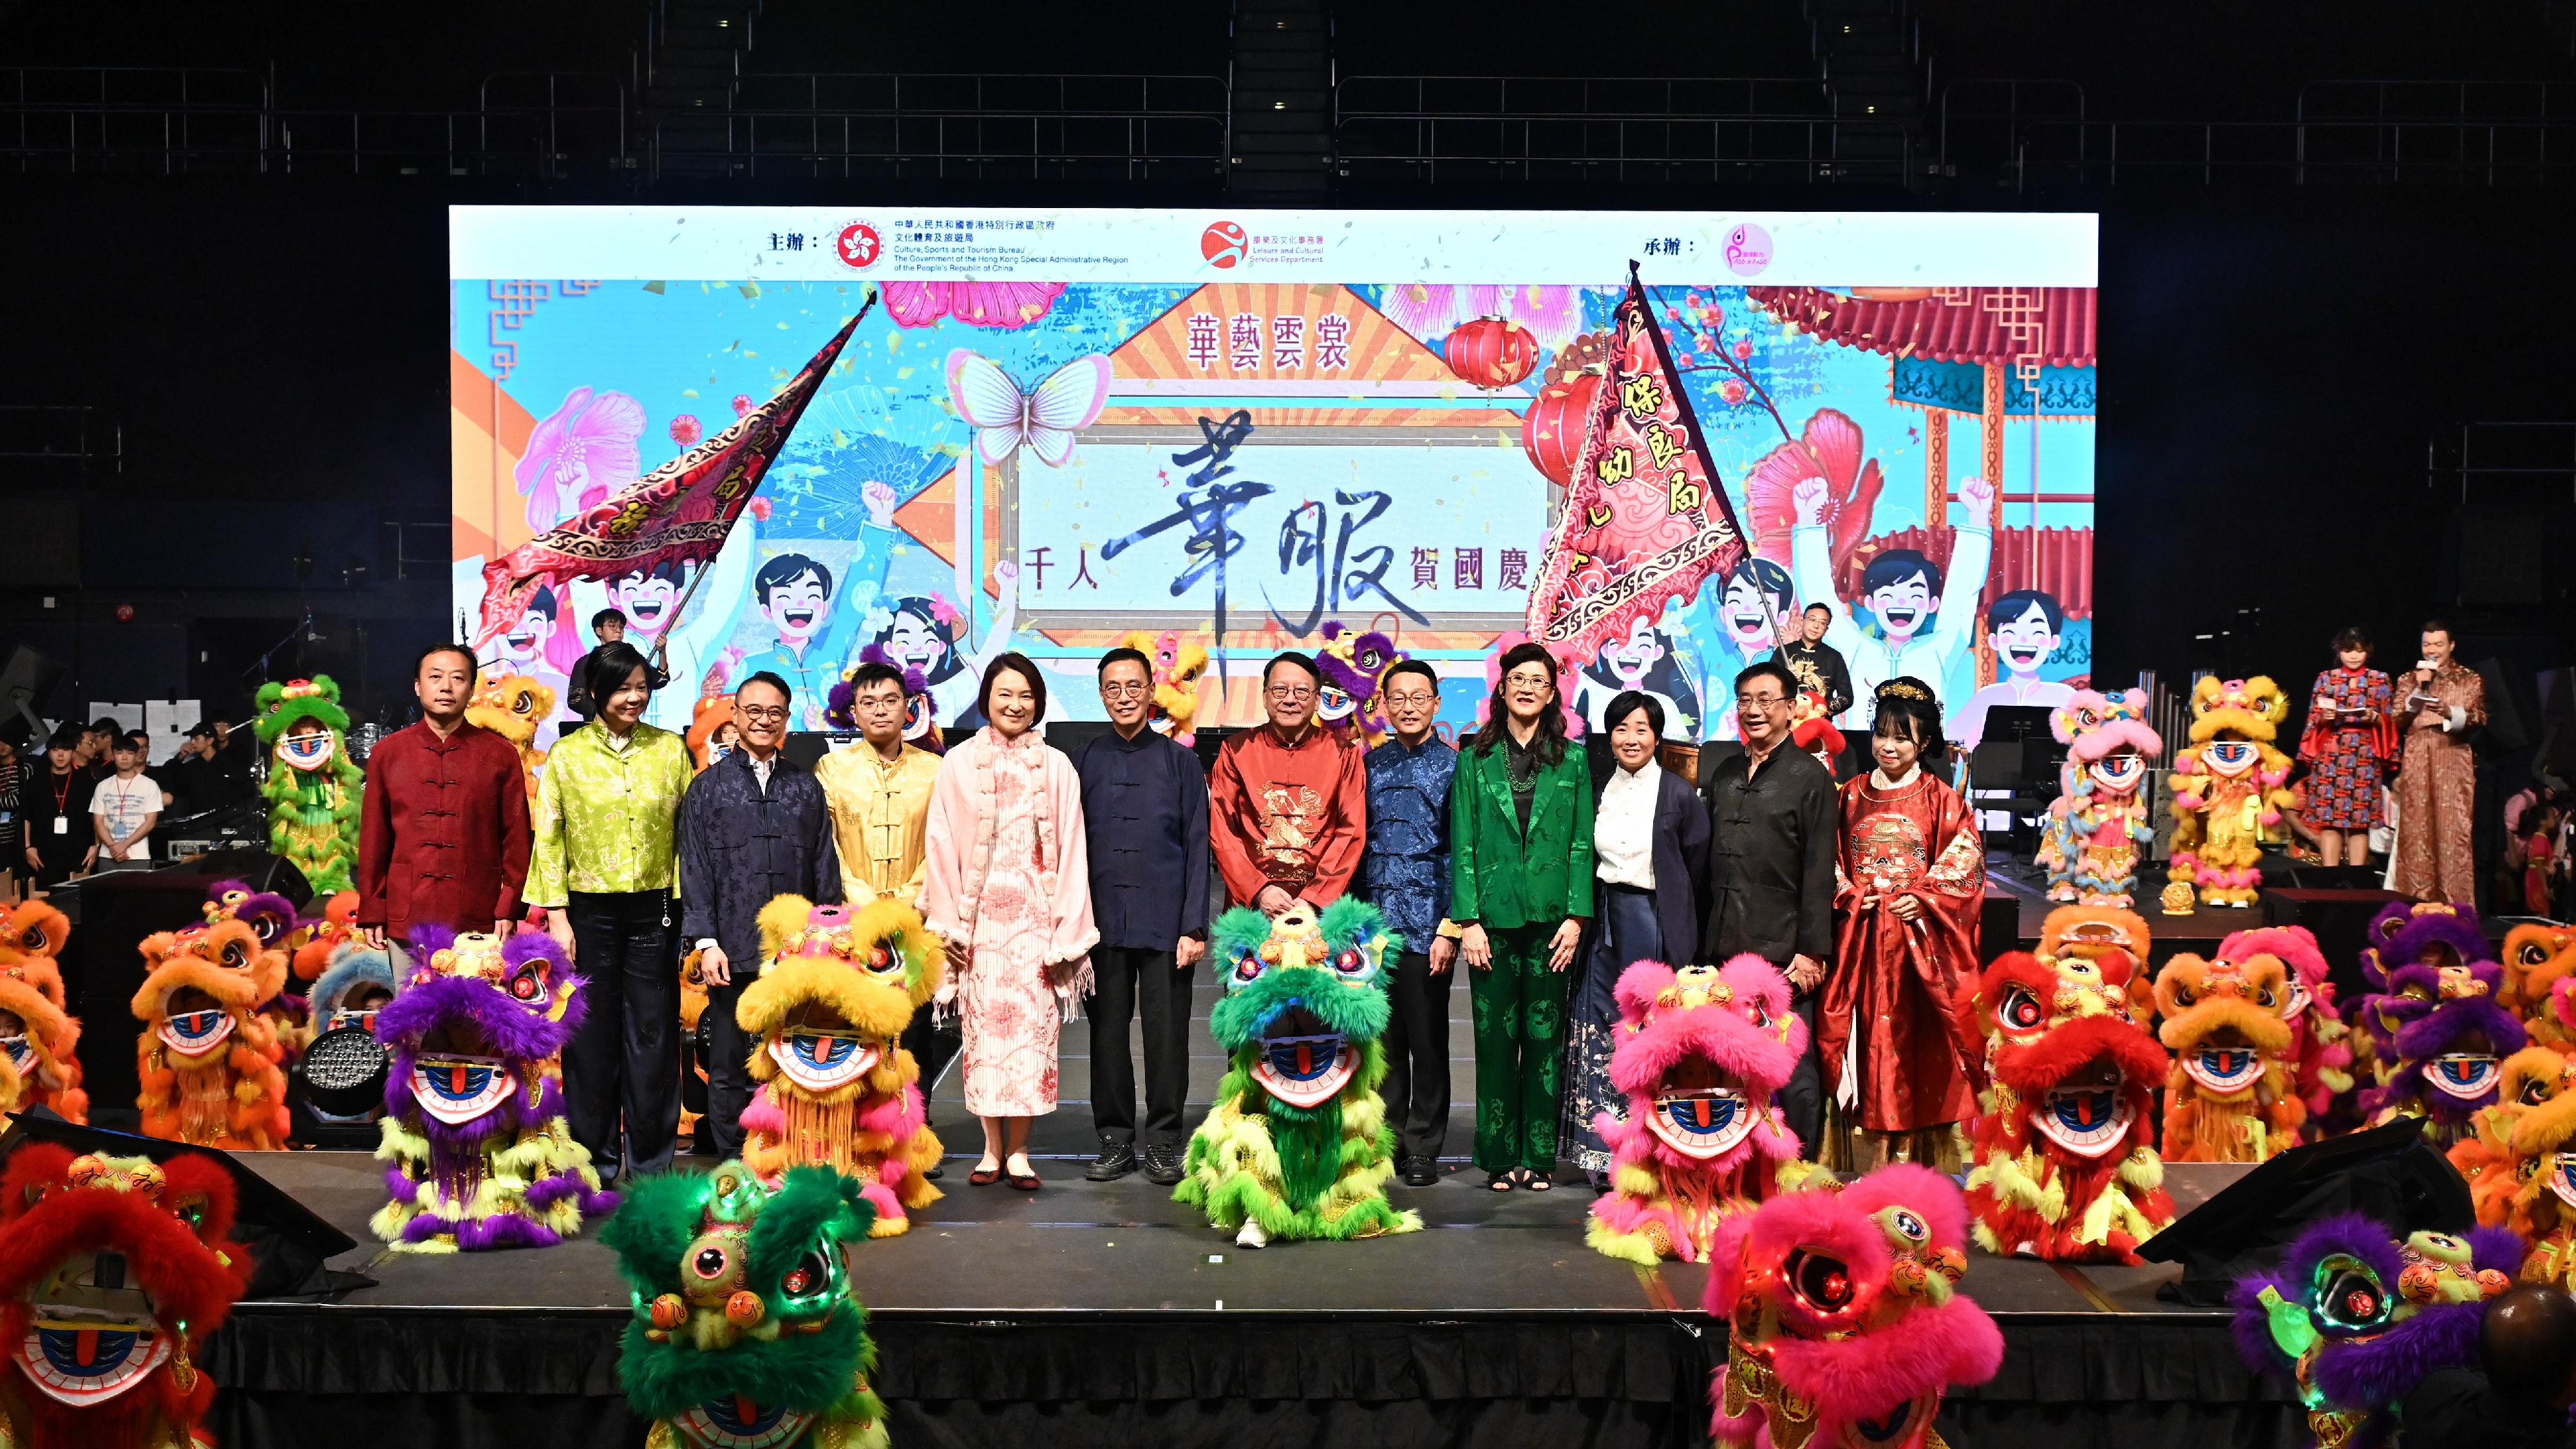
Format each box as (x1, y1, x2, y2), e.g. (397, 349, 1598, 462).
(1452, 641, 1595, 1191)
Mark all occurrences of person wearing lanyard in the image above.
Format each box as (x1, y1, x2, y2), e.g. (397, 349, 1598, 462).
(22, 726, 97, 888)
(531, 640, 694, 1185)
(813, 659, 952, 1164)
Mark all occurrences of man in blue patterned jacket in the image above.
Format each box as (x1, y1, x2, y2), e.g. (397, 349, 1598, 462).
(677, 672, 844, 1157)
(1359, 659, 1461, 1188)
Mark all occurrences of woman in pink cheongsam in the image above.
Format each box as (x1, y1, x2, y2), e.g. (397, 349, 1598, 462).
(920, 653, 1097, 1192)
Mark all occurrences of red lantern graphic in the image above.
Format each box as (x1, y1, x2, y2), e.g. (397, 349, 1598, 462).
(1519, 372, 1605, 486)
(1444, 316, 1539, 390)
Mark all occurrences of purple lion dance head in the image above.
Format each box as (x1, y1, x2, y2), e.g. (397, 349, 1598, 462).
(371, 925, 616, 1251)
(2230, 1213, 2519, 1449)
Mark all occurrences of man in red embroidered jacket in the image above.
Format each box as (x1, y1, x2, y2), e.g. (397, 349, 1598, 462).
(356, 643, 533, 948)
(1208, 651, 1368, 914)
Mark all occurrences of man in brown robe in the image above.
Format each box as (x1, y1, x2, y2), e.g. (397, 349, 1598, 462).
(2390, 621, 2485, 905)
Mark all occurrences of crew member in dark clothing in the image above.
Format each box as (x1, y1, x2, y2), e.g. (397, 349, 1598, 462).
(1776, 601, 1856, 720)
(1699, 659, 1839, 1154)
(162, 723, 250, 814)
(2401, 1283, 2576, 1449)
(21, 726, 98, 887)
(1071, 646, 1211, 1186)
(677, 670, 844, 1156)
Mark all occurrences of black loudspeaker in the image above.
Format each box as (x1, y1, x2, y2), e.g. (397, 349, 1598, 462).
(2137, 1117, 2469, 1306)
(1978, 892, 2020, 965)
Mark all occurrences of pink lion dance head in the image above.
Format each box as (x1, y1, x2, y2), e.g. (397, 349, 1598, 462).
(1709, 1163, 2005, 1449)
(1586, 958, 1806, 1265)
(2219, 923, 2353, 1126)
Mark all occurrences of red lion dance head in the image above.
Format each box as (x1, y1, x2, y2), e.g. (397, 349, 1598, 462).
(1709, 1163, 2004, 1449)
(1966, 945, 2174, 1262)
(0, 1146, 253, 1449)
(1584, 957, 1808, 1265)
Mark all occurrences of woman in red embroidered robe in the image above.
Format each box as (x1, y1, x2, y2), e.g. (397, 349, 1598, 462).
(1821, 677, 1986, 1173)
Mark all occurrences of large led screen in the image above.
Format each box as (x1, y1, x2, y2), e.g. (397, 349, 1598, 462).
(452, 207, 2096, 743)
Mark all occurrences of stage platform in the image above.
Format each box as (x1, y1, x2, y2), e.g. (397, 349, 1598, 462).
(202, 1146, 2299, 1449)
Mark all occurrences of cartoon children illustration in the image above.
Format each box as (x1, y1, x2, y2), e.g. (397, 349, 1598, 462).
(603, 509, 757, 730)
(735, 553, 847, 727)
(1948, 589, 2074, 749)
(1790, 473, 1994, 726)
(1571, 616, 1700, 739)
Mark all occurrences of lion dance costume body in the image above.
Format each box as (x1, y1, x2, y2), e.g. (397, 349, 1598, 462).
(2232, 1217, 2517, 1449)
(2164, 676, 2293, 909)
(605, 1161, 887, 1449)
(465, 672, 556, 800)
(2221, 925, 2354, 1135)
(2154, 951, 2301, 1162)
(0, 903, 84, 1122)
(133, 920, 290, 1150)
(254, 675, 364, 893)
(0, 1147, 254, 1449)
(1178, 900, 1421, 1248)
(736, 897, 945, 1236)
(1585, 957, 1807, 1266)
(1313, 623, 1406, 748)
(2038, 688, 2161, 908)
(2445, 1033, 2576, 1269)
(1965, 942, 2175, 1263)
(1708, 1162, 2005, 1449)
(372, 926, 615, 1251)
(2355, 916, 2521, 1153)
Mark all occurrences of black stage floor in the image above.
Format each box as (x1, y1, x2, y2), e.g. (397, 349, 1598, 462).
(195, 972, 2302, 1449)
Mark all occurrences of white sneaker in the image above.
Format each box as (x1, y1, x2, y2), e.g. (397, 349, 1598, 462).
(1235, 1218, 1268, 1250)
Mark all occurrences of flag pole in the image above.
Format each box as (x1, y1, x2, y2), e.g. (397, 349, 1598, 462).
(645, 291, 875, 679)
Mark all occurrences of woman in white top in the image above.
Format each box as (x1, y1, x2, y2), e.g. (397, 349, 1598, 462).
(1558, 690, 1710, 1187)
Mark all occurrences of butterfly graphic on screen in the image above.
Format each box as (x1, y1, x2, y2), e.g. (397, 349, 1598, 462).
(943, 350, 1112, 468)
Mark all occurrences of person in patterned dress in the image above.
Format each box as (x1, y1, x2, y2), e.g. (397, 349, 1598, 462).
(2298, 627, 2396, 870)
(1819, 677, 1986, 1174)
(919, 653, 1098, 1193)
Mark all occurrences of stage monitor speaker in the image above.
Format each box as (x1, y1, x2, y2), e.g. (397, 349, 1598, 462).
(0, 1112, 370, 1300)
(782, 730, 849, 770)
(1192, 726, 1242, 773)
(2137, 1117, 2468, 1306)
(0, 644, 65, 748)
(1046, 721, 1120, 758)
(59, 853, 305, 1113)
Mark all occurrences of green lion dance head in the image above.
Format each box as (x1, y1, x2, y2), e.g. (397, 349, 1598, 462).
(252, 675, 363, 893)
(602, 1161, 887, 1449)
(1209, 897, 1395, 1106)
(1178, 898, 1420, 1245)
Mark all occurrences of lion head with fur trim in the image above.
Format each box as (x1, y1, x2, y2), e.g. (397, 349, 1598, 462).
(739, 896, 939, 1107)
(0, 903, 83, 1121)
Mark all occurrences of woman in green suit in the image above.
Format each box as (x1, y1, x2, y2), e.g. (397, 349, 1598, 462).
(1452, 641, 1594, 1191)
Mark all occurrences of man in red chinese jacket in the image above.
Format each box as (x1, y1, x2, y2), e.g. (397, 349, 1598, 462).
(1209, 651, 1368, 914)
(356, 643, 533, 949)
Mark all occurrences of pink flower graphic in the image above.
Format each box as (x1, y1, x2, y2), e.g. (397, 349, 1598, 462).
(515, 386, 645, 529)
(882, 281, 1067, 330)
(669, 414, 703, 447)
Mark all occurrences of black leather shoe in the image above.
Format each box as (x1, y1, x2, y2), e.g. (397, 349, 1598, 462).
(1402, 1156, 1439, 1188)
(1141, 1141, 1186, 1186)
(925, 1160, 945, 1181)
(1086, 1141, 1139, 1182)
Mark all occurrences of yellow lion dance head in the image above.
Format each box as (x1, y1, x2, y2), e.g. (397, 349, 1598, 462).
(735, 896, 946, 1235)
(2186, 675, 2289, 747)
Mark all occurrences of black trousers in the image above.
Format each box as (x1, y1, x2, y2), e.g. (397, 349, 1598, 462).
(1085, 945, 1195, 1146)
(562, 890, 679, 1180)
(700, 973, 751, 1157)
(1381, 949, 1456, 1162)
(899, 1010, 960, 1124)
(1782, 988, 1823, 1158)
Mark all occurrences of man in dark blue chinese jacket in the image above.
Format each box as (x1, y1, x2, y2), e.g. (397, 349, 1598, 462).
(677, 672, 844, 1156)
(1072, 647, 1212, 1186)
(1360, 659, 1460, 1188)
